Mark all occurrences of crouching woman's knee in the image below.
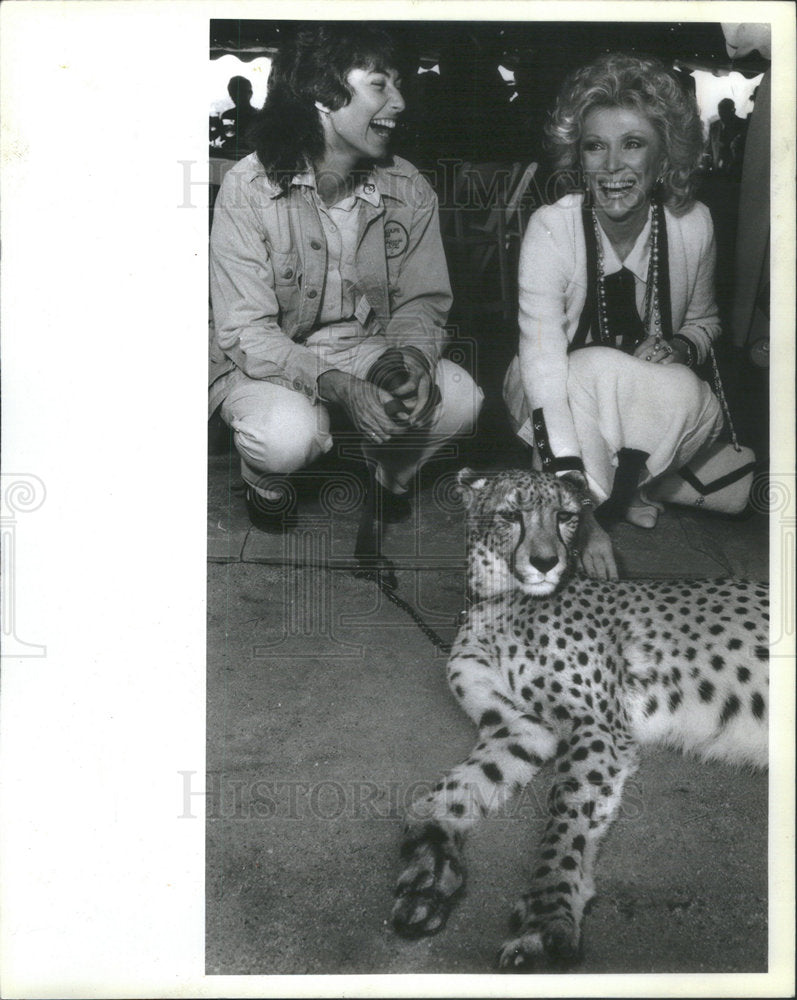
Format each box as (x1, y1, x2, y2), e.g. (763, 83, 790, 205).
(661, 362, 725, 426)
(226, 396, 332, 475)
(434, 359, 484, 437)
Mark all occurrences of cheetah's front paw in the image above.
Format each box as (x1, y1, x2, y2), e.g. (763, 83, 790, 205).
(392, 824, 465, 938)
(496, 917, 580, 971)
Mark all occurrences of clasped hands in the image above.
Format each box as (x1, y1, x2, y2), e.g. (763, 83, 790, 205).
(633, 335, 689, 366)
(316, 351, 434, 445)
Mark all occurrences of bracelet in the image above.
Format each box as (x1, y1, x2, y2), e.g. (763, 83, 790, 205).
(672, 335, 698, 368)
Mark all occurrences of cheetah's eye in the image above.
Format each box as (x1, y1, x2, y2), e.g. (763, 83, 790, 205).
(557, 511, 580, 526)
(498, 509, 522, 523)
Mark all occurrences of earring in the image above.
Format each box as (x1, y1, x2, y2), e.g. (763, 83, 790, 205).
(314, 100, 331, 114)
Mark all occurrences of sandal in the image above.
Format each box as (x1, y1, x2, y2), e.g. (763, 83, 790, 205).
(624, 489, 664, 529)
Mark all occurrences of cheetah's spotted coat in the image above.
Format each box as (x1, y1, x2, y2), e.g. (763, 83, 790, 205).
(392, 470, 768, 968)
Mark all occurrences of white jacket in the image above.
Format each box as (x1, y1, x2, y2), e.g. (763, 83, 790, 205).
(515, 193, 721, 464)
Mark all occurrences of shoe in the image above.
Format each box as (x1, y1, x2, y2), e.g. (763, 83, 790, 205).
(623, 490, 664, 530)
(624, 503, 659, 529)
(245, 481, 297, 533)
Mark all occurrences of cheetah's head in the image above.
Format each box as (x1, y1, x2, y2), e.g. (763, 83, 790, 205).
(457, 469, 586, 601)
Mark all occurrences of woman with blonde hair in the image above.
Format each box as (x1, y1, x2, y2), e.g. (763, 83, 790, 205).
(504, 52, 724, 578)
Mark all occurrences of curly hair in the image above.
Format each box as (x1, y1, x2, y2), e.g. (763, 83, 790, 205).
(249, 24, 404, 191)
(546, 53, 705, 213)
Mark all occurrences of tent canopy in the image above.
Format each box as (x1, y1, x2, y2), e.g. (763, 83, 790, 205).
(209, 19, 770, 77)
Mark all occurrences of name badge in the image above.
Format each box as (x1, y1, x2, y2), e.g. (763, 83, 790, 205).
(355, 295, 374, 327)
(384, 220, 409, 258)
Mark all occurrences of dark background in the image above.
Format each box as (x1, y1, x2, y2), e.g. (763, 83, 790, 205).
(210, 20, 767, 165)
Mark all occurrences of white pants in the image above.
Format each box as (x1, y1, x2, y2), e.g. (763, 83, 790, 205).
(222, 358, 483, 494)
(503, 347, 724, 504)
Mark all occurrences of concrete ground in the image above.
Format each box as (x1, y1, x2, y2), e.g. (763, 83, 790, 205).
(206, 384, 770, 976)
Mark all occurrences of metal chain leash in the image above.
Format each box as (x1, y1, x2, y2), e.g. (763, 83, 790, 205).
(352, 463, 456, 655)
(353, 564, 455, 654)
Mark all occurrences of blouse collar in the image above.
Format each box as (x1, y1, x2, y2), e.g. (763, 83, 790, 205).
(595, 206, 653, 283)
(289, 168, 382, 207)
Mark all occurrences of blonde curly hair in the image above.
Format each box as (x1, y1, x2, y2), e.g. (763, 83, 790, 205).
(546, 52, 705, 214)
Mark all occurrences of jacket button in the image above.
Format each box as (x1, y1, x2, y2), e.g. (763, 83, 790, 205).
(282, 268, 293, 279)
(293, 378, 303, 390)
(307, 289, 317, 299)
(364, 183, 375, 193)
(310, 240, 322, 251)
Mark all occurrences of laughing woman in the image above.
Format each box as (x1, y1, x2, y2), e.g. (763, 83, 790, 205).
(210, 25, 482, 530)
(503, 53, 724, 578)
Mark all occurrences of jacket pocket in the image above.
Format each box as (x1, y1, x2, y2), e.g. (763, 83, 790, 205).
(270, 249, 301, 317)
(270, 249, 300, 286)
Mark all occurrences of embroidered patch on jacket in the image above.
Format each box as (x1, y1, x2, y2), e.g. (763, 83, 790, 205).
(384, 221, 409, 258)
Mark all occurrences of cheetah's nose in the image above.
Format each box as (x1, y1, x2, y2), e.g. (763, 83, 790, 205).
(529, 554, 558, 574)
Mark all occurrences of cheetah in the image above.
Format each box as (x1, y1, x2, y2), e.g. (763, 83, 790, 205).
(392, 468, 768, 969)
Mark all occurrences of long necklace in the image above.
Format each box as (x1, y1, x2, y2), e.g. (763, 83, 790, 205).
(592, 204, 663, 351)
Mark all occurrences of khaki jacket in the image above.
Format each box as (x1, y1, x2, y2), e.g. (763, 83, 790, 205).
(209, 153, 452, 415)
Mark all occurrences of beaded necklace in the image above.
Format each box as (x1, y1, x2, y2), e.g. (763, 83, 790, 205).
(591, 203, 663, 351)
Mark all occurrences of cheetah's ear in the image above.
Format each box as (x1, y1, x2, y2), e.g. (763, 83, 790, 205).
(457, 468, 488, 491)
(559, 470, 590, 501)
(456, 468, 488, 508)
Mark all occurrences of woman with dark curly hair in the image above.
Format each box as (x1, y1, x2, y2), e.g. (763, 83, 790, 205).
(210, 24, 482, 530)
(503, 52, 725, 578)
